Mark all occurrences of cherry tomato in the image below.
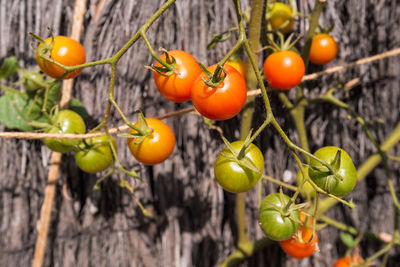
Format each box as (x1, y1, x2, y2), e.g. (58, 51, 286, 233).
(23, 72, 45, 91)
(36, 36, 86, 79)
(153, 50, 202, 102)
(309, 33, 338, 65)
(127, 118, 175, 165)
(214, 141, 264, 193)
(259, 193, 300, 241)
(333, 255, 363, 267)
(44, 109, 86, 153)
(263, 50, 305, 90)
(297, 167, 316, 198)
(191, 64, 247, 120)
(279, 213, 319, 259)
(225, 60, 248, 79)
(75, 134, 117, 173)
(309, 146, 357, 197)
(268, 2, 295, 34)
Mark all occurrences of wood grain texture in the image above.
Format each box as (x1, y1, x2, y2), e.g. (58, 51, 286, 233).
(1, 0, 400, 266)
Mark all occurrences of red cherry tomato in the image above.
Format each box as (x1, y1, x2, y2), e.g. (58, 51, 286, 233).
(279, 213, 319, 259)
(127, 118, 175, 165)
(309, 33, 338, 65)
(191, 64, 247, 120)
(36, 36, 86, 79)
(263, 50, 305, 90)
(333, 255, 363, 267)
(153, 50, 202, 102)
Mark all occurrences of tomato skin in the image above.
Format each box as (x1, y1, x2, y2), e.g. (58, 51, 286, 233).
(309, 146, 357, 197)
(225, 60, 248, 79)
(309, 33, 338, 65)
(127, 118, 175, 165)
(153, 50, 202, 102)
(259, 193, 300, 241)
(191, 64, 247, 120)
(333, 255, 363, 267)
(263, 50, 305, 90)
(269, 2, 295, 34)
(279, 213, 319, 259)
(44, 110, 86, 153)
(214, 141, 264, 193)
(36, 36, 86, 79)
(75, 135, 116, 173)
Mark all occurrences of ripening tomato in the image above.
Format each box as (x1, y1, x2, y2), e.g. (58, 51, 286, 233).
(268, 2, 295, 34)
(333, 255, 363, 267)
(36, 36, 86, 79)
(263, 50, 305, 90)
(214, 141, 264, 193)
(279, 213, 319, 259)
(309, 33, 338, 65)
(127, 118, 175, 165)
(44, 110, 86, 153)
(225, 60, 248, 79)
(259, 193, 300, 241)
(75, 134, 117, 173)
(308, 146, 357, 197)
(153, 50, 202, 102)
(191, 64, 247, 120)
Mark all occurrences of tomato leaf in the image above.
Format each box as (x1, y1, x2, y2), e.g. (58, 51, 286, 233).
(0, 56, 19, 80)
(340, 232, 355, 248)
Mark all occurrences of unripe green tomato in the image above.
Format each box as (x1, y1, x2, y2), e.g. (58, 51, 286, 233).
(308, 146, 357, 197)
(296, 167, 316, 198)
(214, 141, 264, 193)
(44, 110, 86, 153)
(259, 193, 300, 241)
(75, 135, 116, 173)
(23, 72, 45, 91)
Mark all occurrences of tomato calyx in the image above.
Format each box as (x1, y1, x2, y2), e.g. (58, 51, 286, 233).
(308, 149, 345, 183)
(147, 49, 177, 76)
(117, 112, 154, 144)
(197, 63, 227, 89)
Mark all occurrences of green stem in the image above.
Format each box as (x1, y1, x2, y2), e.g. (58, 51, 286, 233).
(320, 215, 358, 235)
(261, 174, 297, 191)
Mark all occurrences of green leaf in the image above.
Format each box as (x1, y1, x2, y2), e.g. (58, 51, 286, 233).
(0, 56, 19, 80)
(340, 232, 355, 248)
(0, 91, 50, 131)
(69, 98, 89, 122)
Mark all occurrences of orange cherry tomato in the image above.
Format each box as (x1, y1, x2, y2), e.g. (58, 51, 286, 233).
(279, 213, 319, 259)
(309, 33, 338, 65)
(225, 60, 248, 79)
(153, 50, 202, 102)
(127, 118, 175, 165)
(263, 50, 305, 90)
(36, 36, 86, 79)
(333, 255, 363, 267)
(191, 64, 247, 120)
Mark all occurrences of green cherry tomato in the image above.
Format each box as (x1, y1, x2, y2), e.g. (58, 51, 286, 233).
(214, 141, 264, 193)
(23, 72, 45, 91)
(296, 167, 316, 198)
(75, 134, 117, 173)
(308, 146, 357, 197)
(44, 110, 86, 153)
(259, 193, 300, 241)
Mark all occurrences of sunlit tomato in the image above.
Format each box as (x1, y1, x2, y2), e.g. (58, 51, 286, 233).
(309, 33, 338, 65)
(36, 36, 86, 79)
(308, 146, 357, 197)
(259, 193, 300, 241)
(279, 213, 319, 259)
(268, 2, 295, 34)
(225, 60, 248, 79)
(75, 134, 117, 173)
(214, 141, 264, 193)
(333, 255, 363, 267)
(191, 64, 247, 120)
(44, 110, 86, 153)
(153, 50, 202, 102)
(127, 118, 175, 165)
(263, 50, 305, 90)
